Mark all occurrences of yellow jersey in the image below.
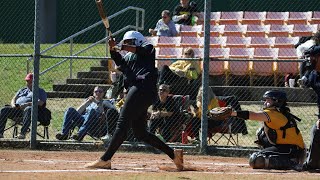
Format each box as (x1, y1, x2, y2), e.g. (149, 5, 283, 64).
(263, 108, 305, 149)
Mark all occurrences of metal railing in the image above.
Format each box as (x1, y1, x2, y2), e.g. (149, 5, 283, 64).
(27, 6, 145, 77)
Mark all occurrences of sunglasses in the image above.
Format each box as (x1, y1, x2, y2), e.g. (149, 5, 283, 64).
(184, 52, 192, 55)
(94, 90, 103, 93)
(159, 89, 167, 92)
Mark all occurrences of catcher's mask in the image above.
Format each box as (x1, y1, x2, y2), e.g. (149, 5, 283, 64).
(262, 90, 287, 108)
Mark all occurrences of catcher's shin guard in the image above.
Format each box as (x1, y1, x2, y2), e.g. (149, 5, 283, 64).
(249, 152, 266, 169)
(249, 152, 298, 170)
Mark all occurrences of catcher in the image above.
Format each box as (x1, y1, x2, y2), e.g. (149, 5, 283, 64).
(210, 90, 305, 170)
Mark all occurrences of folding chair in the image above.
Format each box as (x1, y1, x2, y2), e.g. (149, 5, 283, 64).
(5, 116, 50, 139)
(207, 96, 248, 146)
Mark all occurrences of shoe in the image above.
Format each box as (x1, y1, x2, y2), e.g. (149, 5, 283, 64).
(173, 149, 184, 171)
(84, 159, 111, 169)
(55, 133, 69, 140)
(71, 134, 82, 141)
(101, 134, 112, 142)
(17, 134, 25, 139)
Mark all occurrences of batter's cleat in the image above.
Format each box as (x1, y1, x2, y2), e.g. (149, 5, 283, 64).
(173, 149, 184, 171)
(84, 159, 111, 169)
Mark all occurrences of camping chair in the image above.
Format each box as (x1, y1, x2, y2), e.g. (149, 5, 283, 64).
(207, 96, 248, 146)
(4, 107, 51, 139)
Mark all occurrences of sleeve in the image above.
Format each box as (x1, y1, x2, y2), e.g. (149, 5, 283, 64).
(110, 50, 124, 67)
(136, 44, 154, 56)
(15, 89, 22, 97)
(173, 5, 180, 16)
(102, 100, 116, 110)
(169, 21, 178, 36)
(154, 20, 161, 31)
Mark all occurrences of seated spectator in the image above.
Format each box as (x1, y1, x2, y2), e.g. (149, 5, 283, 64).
(0, 73, 50, 139)
(188, 86, 223, 140)
(148, 84, 180, 142)
(149, 10, 178, 37)
(56, 86, 116, 141)
(158, 47, 201, 95)
(172, 0, 201, 25)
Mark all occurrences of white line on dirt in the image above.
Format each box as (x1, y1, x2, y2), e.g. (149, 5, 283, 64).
(1, 169, 318, 175)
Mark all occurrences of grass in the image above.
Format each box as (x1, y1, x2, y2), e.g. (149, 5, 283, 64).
(0, 43, 107, 105)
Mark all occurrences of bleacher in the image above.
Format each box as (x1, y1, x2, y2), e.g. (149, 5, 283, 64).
(146, 11, 320, 86)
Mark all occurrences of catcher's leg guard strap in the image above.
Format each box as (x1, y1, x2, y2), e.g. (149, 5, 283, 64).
(236, 111, 249, 120)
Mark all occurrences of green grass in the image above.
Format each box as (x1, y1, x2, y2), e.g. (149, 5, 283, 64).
(0, 43, 108, 105)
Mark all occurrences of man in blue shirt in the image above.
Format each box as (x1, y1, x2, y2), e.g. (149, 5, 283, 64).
(149, 10, 178, 37)
(0, 73, 48, 139)
(56, 86, 117, 141)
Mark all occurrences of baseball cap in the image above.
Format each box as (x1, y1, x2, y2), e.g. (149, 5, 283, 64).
(25, 73, 33, 81)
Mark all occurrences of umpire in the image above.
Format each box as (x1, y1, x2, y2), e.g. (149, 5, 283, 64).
(84, 31, 184, 170)
(299, 45, 320, 170)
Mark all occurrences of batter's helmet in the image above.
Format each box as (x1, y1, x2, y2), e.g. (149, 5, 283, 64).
(263, 90, 287, 108)
(122, 31, 146, 46)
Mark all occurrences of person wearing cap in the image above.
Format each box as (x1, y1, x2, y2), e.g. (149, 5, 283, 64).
(84, 31, 185, 171)
(149, 84, 180, 142)
(0, 73, 49, 139)
(298, 45, 320, 171)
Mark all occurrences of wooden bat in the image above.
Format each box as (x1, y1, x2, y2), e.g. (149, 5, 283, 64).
(96, 0, 112, 36)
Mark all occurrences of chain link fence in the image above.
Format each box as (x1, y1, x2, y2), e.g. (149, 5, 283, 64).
(0, 0, 319, 155)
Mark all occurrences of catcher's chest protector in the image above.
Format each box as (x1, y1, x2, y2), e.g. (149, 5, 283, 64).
(305, 125, 320, 169)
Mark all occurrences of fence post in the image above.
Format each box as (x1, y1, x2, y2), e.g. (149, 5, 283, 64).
(200, 0, 211, 154)
(30, 0, 41, 149)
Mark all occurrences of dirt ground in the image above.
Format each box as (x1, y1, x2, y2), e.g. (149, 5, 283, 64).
(0, 149, 319, 180)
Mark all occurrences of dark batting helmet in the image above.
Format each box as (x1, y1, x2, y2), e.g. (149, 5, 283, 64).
(263, 90, 287, 108)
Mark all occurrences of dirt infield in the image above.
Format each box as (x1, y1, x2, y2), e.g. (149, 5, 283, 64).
(0, 149, 319, 180)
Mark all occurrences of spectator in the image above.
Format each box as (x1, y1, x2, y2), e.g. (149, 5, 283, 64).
(188, 86, 222, 140)
(56, 86, 116, 141)
(148, 84, 180, 142)
(0, 73, 50, 139)
(149, 10, 178, 37)
(158, 47, 201, 95)
(172, 0, 201, 25)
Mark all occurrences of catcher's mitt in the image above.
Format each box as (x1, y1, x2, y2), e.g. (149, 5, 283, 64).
(209, 107, 233, 121)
